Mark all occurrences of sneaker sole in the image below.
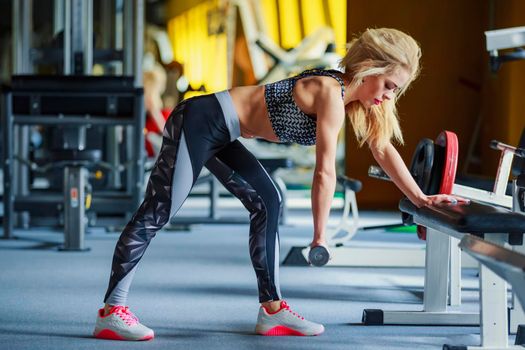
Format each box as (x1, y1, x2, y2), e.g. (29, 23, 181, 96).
(94, 329, 154, 341)
(257, 325, 323, 336)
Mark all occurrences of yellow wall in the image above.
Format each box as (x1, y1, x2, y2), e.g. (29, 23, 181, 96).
(167, 0, 346, 93)
(167, 0, 227, 93)
(277, 0, 347, 55)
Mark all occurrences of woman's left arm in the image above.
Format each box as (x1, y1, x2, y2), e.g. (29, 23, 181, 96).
(370, 142, 469, 207)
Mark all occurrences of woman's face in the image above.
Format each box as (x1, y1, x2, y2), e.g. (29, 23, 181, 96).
(356, 68, 411, 108)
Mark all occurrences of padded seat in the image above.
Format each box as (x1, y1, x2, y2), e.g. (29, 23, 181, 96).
(399, 197, 525, 234)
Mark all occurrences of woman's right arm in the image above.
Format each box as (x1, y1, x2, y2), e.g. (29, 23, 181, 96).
(310, 83, 346, 246)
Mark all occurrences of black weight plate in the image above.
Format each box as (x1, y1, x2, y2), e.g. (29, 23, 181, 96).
(428, 143, 445, 195)
(409, 138, 434, 194)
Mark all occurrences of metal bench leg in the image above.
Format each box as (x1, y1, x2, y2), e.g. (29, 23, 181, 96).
(449, 236, 462, 306)
(363, 228, 479, 325)
(480, 234, 508, 348)
(509, 231, 525, 333)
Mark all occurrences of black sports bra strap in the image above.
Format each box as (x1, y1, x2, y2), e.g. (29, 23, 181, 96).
(296, 69, 345, 99)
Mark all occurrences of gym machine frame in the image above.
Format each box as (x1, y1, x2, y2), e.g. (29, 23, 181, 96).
(2, 76, 145, 249)
(362, 136, 525, 340)
(460, 233, 525, 348)
(381, 199, 525, 350)
(3, 0, 145, 248)
(485, 26, 525, 73)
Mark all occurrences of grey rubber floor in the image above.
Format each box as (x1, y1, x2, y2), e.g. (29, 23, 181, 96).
(0, 210, 505, 350)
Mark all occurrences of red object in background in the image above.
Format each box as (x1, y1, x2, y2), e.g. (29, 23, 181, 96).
(145, 108, 172, 157)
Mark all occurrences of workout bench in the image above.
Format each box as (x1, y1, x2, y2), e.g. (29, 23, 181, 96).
(363, 198, 525, 350)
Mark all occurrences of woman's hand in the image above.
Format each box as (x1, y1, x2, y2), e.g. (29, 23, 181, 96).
(309, 239, 328, 249)
(421, 194, 471, 207)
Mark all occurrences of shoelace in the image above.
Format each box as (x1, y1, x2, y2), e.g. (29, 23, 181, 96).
(281, 301, 305, 320)
(113, 306, 139, 326)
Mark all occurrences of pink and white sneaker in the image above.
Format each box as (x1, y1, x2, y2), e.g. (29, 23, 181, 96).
(255, 300, 324, 336)
(93, 306, 154, 341)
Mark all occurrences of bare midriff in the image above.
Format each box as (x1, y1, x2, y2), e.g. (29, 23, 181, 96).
(228, 85, 280, 142)
(228, 74, 339, 141)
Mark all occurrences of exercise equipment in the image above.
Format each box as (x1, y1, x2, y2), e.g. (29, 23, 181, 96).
(308, 245, 331, 267)
(56, 150, 100, 251)
(409, 138, 434, 194)
(223, 0, 341, 86)
(463, 233, 525, 346)
(373, 131, 520, 232)
(363, 198, 525, 350)
(285, 131, 469, 268)
(2, 76, 145, 250)
(284, 132, 463, 268)
(283, 183, 432, 268)
(485, 26, 525, 72)
(371, 131, 525, 308)
(395, 131, 458, 239)
(3, 0, 146, 243)
(460, 235, 525, 311)
(361, 134, 525, 347)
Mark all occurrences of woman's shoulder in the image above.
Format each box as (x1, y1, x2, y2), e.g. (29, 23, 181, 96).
(296, 74, 343, 99)
(296, 69, 344, 96)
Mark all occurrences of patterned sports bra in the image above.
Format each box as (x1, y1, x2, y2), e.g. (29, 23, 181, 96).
(264, 69, 345, 146)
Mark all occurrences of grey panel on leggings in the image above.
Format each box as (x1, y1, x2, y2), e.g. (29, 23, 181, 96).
(106, 265, 138, 305)
(215, 90, 241, 141)
(106, 132, 193, 306)
(103, 104, 187, 305)
(273, 234, 280, 297)
(104, 93, 282, 306)
(169, 131, 193, 218)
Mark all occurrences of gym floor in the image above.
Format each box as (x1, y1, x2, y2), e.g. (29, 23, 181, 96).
(0, 197, 509, 350)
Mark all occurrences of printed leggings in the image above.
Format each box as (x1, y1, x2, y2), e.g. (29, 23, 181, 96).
(103, 91, 282, 305)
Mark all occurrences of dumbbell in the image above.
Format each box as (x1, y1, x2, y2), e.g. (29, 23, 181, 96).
(308, 245, 331, 267)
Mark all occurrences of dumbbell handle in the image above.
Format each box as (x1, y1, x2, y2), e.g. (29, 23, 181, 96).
(490, 140, 525, 158)
(368, 165, 391, 181)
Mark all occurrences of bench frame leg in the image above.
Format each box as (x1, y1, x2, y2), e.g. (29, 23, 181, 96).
(479, 234, 509, 348)
(363, 228, 479, 326)
(509, 244, 525, 334)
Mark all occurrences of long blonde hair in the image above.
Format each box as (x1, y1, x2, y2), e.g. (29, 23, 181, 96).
(339, 28, 421, 151)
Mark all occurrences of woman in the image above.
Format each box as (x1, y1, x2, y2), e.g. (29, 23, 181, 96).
(93, 28, 467, 341)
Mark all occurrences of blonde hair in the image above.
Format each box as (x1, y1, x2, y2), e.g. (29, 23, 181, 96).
(339, 28, 421, 151)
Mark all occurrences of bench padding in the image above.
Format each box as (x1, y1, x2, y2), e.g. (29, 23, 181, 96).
(399, 198, 525, 234)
